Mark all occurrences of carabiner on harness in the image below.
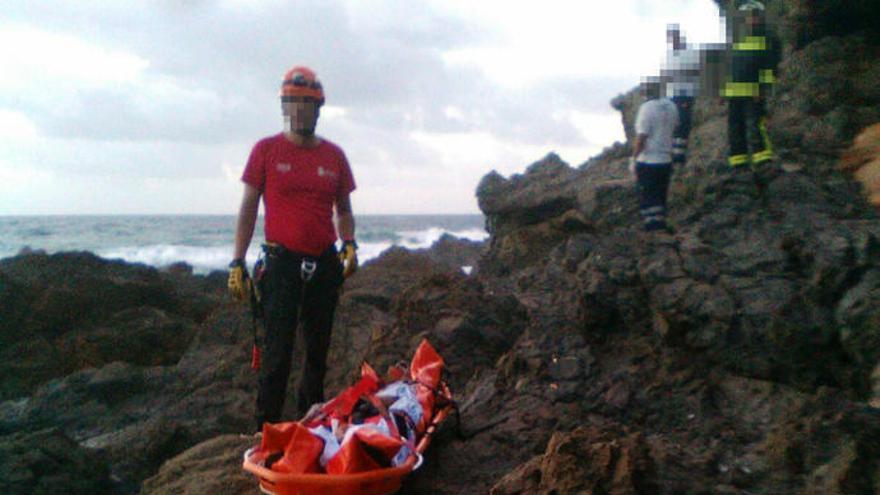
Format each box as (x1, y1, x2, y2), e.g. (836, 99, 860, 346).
(301, 258, 317, 282)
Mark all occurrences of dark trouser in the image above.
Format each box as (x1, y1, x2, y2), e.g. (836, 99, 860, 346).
(255, 245, 343, 430)
(671, 96, 694, 164)
(728, 97, 773, 168)
(636, 162, 673, 231)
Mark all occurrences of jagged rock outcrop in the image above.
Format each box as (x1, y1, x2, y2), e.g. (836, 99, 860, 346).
(463, 1, 880, 492)
(772, 34, 880, 164)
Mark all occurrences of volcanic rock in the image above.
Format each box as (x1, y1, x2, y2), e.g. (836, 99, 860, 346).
(0, 428, 115, 495)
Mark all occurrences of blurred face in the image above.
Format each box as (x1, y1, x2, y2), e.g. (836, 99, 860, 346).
(282, 97, 321, 136)
(744, 11, 763, 32)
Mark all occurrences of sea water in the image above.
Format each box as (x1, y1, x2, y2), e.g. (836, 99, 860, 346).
(0, 215, 487, 274)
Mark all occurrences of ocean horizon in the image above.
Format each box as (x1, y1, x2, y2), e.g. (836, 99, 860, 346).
(0, 214, 488, 274)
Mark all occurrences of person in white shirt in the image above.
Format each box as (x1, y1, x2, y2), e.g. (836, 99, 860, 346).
(661, 24, 701, 164)
(630, 79, 680, 232)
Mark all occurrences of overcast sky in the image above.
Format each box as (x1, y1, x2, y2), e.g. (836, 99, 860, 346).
(0, 0, 724, 215)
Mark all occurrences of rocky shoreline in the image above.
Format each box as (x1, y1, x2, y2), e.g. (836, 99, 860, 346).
(3, 1, 880, 494)
(0, 236, 485, 494)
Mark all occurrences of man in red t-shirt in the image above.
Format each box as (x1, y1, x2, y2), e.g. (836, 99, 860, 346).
(228, 66, 359, 431)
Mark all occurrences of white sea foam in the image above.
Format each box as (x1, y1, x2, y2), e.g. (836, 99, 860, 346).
(95, 227, 488, 274)
(97, 244, 254, 274)
(397, 227, 489, 249)
(357, 242, 392, 263)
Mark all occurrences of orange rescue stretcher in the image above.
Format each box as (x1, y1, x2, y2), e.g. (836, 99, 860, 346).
(243, 340, 455, 495)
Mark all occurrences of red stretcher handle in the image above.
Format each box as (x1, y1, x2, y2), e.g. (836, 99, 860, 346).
(242, 447, 420, 487)
(415, 384, 454, 454)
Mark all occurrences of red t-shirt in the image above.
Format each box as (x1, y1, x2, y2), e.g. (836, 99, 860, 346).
(241, 133, 356, 256)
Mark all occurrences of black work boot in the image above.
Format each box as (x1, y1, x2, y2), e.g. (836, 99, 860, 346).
(752, 160, 782, 201)
(727, 164, 755, 189)
(753, 160, 782, 187)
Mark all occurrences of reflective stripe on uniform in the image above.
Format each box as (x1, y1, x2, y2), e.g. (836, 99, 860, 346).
(752, 150, 774, 164)
(733, 36, 767, 51)
(759, 69, 775, 84)
(729, 154, 750, 167)
(722, 82, 760, 97)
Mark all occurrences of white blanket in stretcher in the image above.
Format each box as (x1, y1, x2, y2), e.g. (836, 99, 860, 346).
(309, 381, 423, 467)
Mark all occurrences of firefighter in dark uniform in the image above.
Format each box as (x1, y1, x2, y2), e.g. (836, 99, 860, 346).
(723, 1, 781, 185)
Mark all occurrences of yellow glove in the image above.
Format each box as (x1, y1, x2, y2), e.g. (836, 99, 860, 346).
(227, 259, 251, 301)
(339, 240, 358, 279)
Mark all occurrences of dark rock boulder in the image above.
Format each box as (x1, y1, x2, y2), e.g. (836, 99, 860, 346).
(759, 389, 880, 494)
(490, 424, 657, 495)
(0, 270, 32, 347)
(415, 233, 485, 272)
(476, 153, 640, 276)
(0, 428, 116, 495)
(387, 273, 527, 390)
(477, 153, 581, 236)
(0, 302, 255, 493)
(141, 434, 255, 495)
(771, 34, 880, 164)
(0, 252, 179, 331)
(611, 89, 641, 143)
(0, 252, 223, 401)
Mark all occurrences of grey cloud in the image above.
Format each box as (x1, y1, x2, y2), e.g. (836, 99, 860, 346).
(18, 138, 247, 180)
(4, 0, 627, 175)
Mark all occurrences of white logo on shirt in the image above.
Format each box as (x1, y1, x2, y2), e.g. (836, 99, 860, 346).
(276, 163, 292, 173)
(317, 166, 337, 179)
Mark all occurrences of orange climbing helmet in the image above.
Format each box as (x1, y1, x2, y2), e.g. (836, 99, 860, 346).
(280, 66, 324, 104)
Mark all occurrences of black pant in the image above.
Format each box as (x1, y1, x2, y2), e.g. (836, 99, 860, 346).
(728, 97, 773, 167)
(671, 96, 693, 164)
(636, 163, 673, 231)
(255, 245, 343, 429)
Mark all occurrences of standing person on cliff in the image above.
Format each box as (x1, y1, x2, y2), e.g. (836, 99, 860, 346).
(630, 79, 680, 232)
(661, 24, 701, 165)
(723, 1, 781, 186)
(227, 66, 359, 432)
